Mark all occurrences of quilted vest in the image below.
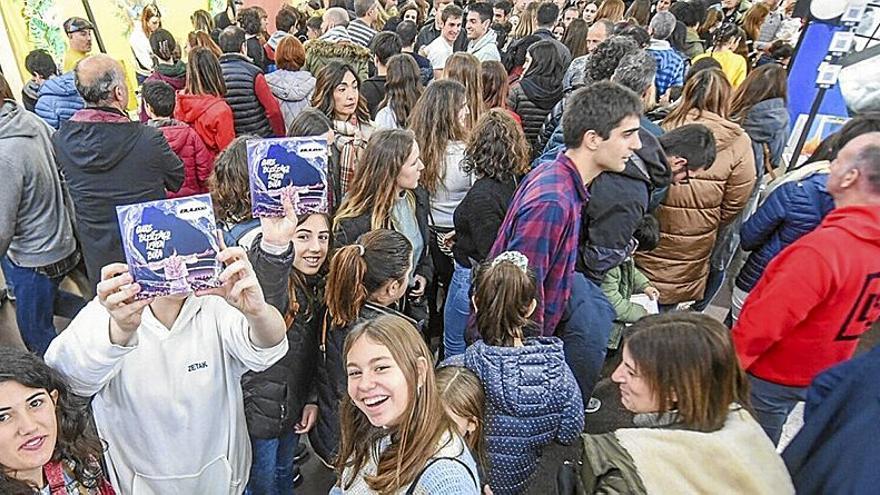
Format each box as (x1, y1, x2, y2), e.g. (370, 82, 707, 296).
(219, 54, 274, 137)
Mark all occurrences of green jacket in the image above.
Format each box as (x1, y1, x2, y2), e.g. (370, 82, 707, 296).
(572, 433, 647, 495)
(683, 28, 705, 60)
(600, 259, 652, 348)
(303, 39, 371, 82)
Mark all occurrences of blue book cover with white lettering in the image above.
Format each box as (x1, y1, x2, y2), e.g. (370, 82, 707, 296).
(116, 194, 223, 299)
(247, 136, 329, 217)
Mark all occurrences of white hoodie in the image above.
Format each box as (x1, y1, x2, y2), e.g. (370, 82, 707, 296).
(45, 295, 288, 494)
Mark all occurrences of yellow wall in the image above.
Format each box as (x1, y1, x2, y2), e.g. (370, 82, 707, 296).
(1, 0, 212, 108)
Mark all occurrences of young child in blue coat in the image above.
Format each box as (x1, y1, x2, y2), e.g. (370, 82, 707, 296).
(446, 251, 585, 494)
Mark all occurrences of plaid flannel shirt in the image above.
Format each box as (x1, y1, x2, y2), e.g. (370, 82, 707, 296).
(489, 152, 589, 336)
(648, 41, 686, 97)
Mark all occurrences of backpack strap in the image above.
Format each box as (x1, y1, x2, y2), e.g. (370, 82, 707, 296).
(404, 456, 479, 495)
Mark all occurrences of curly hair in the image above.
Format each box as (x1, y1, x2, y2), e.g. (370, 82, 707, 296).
(463, 108, 530, 182)
(209, 136, 255, 225)
(0, 347, 107, 494)
(585, 35, 639, 84)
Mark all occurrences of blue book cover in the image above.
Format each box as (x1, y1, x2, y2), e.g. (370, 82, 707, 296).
(247, 136, 329, 217)
(116, 194, 223, 299)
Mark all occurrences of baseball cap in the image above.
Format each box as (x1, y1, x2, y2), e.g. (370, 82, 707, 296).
(64, 17, 95, 34)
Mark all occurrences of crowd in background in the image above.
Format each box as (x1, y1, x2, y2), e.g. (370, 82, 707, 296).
(2, 0, 880, 493)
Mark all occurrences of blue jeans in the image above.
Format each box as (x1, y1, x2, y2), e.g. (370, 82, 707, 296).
(559, 272, 615, 407)
(691, 267, 725, 312)
(443, 261, 472, 359)
(1, 257, 85, 356)
(246, 431, 300, 495)
(748, 374, 807, 445)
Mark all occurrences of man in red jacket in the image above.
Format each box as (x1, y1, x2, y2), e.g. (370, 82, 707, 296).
(733, 129, 880, 444)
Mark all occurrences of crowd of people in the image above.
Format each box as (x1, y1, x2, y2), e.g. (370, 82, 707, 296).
(1, 0, 880, 493)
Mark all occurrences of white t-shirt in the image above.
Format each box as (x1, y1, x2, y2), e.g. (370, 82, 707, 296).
(424, 36, 455, 70)
(45, 296, 288, 495)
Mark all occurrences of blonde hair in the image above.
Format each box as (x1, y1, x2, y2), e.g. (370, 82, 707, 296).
(445, 53, 485, 132)
(436, 366, 487, 473)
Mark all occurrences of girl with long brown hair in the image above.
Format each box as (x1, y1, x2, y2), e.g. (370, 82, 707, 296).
(730, 63, 790, 175)
(578, 313, 794, 493)
(444, 52, 485, 132)
(131, 3, 162, 82)
(375, 54, 424, 129)
(561, 18, 590, 59)
(453, 251, 584, 494)
(174, 47, 235, 156)
(244, 198, 331, 494)
(311, 61, 374, 198)
(481, 60, 521, 125)
(594, 0, 625, 23)
(508, 40, 566, 158)
(436, 366, 487, 479)
(444, 109, 529, 358)
(333, 129, 432, 304)
(312, 229, 414, 464)
(210, 135, 261, 248)
(334, 314, 481, 494)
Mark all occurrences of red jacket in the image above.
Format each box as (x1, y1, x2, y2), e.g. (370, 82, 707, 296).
(174, 93, 236, 156)
(733, 205, 880, 387)
(149, 118, 214, 198)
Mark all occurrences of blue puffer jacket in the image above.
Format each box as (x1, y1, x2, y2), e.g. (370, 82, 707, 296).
(34, 73, 84, 129)
(458, 338, 584, 495)
(735, 171, 835, 292)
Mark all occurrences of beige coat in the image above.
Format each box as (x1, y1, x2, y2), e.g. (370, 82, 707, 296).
(635, 111, 756, 304)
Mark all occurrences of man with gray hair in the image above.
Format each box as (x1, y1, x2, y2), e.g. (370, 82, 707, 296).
(51, 54, 183, 289)
(304, 7, 372, 80)
(320, 7, 352, 43)
(646, 11, 686, 99)
(348, 0, 379, 48)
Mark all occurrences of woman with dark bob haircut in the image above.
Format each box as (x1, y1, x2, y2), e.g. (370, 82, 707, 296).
(569, 313, 794, 494)
(0, 347, 113, 494)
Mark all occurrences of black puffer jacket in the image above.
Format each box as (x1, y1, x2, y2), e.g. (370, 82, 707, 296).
(508, 83, 557, 158)
(244, 238, 322, 439)
(577, 128, 671, 283)
(219, 53, 274, 137)
(333, 187, 434, 284)
(310, 303, 416, 463)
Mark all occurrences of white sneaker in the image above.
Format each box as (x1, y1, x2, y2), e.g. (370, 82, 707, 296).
(585, 397, 602, 414)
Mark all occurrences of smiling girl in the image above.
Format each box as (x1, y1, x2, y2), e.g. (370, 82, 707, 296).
(311, 229, 415, 465)
(243, 199, 332, 494)
(0, 347, 114, 494)
(333, 314, 481, 494)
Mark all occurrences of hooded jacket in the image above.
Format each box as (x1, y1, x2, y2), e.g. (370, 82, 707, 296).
(578, 128, 671, 283)
(457, 338, 584, 494)
(303, 39, 372, 82)
(147, 118, 214, 199)
(635, 111, 755, 305)
(508, 81, 561, 157)
(174, 93, 236, 156)
(735, 170, 834, 292)
(265, 69, 316, 130)
(53, 107, 184, 286)
(740, 98, 789, 174)
(34, 72, 85, 129)
(138, 61, 188, 122)
(0, 101, 77, 268)
(21, 80, 41, 112)
(467, 29, 501, 62)
(733, 205, 880, 387)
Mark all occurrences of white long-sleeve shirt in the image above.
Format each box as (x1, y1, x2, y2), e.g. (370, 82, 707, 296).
(45, 295, 288, 495)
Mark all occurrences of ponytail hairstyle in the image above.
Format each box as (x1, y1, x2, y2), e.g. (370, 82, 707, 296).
(436, 366, 488, 474)
(472, 251, 537, 346)
(325, 229, 413, 326)
(149, 28, 178, 64)
(711, 22, 743, 51)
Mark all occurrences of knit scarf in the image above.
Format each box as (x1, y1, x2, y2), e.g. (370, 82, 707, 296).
(333, 118, 370, 197)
